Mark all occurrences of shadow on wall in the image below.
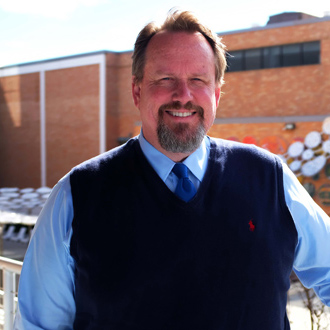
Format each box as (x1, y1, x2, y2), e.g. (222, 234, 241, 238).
(0, 73, 41, 188)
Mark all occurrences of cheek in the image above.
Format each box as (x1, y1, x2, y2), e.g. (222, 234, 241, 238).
(143, 87, 169, 105)
(144, 93, 171, 117)
(141, 103, 160, 126)
(204, 109, 216, 125)
(198, 91, 217, 111)
(199, 91, 217, 123)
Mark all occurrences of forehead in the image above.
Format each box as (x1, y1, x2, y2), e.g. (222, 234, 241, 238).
(145, 31, 215, 74)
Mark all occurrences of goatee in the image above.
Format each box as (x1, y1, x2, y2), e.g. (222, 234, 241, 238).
(157, 101, 206, 153)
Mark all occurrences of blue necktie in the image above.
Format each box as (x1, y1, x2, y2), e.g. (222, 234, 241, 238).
(172, 163, 197, 202)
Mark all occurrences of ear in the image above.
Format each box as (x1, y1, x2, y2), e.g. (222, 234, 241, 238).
(215, 84, 221, 107)
(132, 76, 141, 108)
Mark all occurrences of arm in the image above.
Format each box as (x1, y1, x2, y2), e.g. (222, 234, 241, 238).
(14, 174, 76, 329)
(282, 163, 330, 306)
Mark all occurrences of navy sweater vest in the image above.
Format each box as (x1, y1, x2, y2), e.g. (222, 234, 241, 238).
(70, 137, 297, 330)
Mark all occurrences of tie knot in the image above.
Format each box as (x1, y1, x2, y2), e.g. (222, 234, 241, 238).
(172, 163, 189, 179)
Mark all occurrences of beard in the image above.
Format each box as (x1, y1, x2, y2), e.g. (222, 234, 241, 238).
(157, 101, 206, 153)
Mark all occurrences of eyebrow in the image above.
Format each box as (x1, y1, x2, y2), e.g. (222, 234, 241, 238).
(153, 70, 209, 78)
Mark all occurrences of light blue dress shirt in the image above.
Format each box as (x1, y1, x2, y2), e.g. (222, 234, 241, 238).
(14, 135, 330, 329)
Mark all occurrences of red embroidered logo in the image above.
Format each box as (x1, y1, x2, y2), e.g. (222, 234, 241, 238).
(248, 220, 255, 232)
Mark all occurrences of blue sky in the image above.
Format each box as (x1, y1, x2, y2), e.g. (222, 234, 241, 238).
(0, 0, 329, 67)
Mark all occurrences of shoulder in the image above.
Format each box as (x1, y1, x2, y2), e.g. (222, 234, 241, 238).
(208, 136, 283, 172)
(70, 137, 139, 178)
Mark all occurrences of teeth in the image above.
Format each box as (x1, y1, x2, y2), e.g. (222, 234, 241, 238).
(170, 111, 193, 117)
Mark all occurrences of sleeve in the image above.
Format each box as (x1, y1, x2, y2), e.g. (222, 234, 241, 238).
(13, 173, 76, 329)
(282, 162, 330, 306)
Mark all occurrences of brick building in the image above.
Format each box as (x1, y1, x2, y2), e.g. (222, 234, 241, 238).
(0, 52, 137, 187)
(1, 12, 330, 213)
(210, 12, 330, 215)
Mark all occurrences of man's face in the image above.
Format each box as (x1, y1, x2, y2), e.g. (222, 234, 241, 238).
(132, 31, 221, 160)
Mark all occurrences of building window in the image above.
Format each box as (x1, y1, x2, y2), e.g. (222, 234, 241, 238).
(282, 44, 301, 66)
(228, 51, 244, 71)
(263, 46, 281, 68)
(303, 41, 320, 65)
(245, 48, 262, 70)
(226, 41, 320, 72)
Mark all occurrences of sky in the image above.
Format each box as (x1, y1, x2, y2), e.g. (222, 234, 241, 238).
(1, 0, 329, 67)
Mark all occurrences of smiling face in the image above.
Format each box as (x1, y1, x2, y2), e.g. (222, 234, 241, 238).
(132, 31, 221, 161)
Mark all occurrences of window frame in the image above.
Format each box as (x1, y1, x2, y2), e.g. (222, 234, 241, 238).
(226, 41, 320, 72)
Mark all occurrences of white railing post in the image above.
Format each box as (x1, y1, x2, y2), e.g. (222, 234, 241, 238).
(3, 269, 15, 330)
(0, 256, 23, 329)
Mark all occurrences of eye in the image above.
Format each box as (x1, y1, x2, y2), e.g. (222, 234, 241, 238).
(154, 77, 173, 86)
(156, 77, 175, 85)
(191, 77, 204, 83)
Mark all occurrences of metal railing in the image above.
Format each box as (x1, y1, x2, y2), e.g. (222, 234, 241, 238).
(0, 257, 23, 330)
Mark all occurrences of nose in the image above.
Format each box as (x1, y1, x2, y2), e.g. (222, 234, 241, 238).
(172, 80, 193, 104)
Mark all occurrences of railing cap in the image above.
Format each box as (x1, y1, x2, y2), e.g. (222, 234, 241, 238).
(0, 256, 23, 274)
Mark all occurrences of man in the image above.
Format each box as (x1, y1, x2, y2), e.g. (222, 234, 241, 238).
(14, 9, 330, 330)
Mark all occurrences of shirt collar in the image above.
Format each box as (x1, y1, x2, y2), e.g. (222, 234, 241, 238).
(138, 131, 210, 182)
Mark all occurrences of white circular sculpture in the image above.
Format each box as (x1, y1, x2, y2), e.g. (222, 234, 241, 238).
(302, 149, 314, 161)
(280, 117, 330, 179)
(289, 160, 302, 172)
(301, 155, 327, 177)
(288, 141, 305, 158)
(305, 131, 322, 149)
(323, 140, 330, 154)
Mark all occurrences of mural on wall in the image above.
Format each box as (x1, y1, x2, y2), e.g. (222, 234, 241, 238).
(279, 119, 330, 216)
(227, 117, 330, 180)
(226, 117, 330, 215)
(279, 117, 330, 178)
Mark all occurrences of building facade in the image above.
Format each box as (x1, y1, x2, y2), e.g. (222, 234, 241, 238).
(210, 13, 330, 215)
(1, 12, 330, 214)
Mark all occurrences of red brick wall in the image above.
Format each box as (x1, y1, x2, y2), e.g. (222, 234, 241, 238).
(219, 64, 328, 118)
(222, 20, 330, 50)
(106, 53, 120, 150)
(45, 65, 100, 186)
(117, 53, 140, 142)
(219, 20, 330, 119)
(106, 52, 140, 149)
(0, 73, 41, 187)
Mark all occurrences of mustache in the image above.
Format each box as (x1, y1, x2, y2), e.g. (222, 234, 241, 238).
(158, 101, 204, 117)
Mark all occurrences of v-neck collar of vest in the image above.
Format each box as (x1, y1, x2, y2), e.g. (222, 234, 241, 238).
(133, 138, 222, 207)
